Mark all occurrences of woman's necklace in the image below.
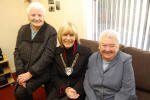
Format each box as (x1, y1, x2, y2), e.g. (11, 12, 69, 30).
(60, 53, 79, 76)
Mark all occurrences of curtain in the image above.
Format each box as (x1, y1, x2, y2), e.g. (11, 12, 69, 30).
(89, 0, 150, 51)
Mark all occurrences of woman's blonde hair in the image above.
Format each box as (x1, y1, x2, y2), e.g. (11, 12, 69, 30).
(58, 22, 79, 47)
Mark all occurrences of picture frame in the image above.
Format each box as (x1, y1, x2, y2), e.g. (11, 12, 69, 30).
(55, 0, 60, 10)
(48, 0, 54, 4)
(49, 6, 55, 12)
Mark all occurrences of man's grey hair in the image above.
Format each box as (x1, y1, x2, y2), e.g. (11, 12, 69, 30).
(26, 2, 46, 15)
(99, 30, 120, 44)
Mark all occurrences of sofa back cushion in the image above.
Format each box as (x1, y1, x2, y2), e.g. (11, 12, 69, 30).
(121, 47, 150, 92)
(80, 39, 99, 52)
(80, 39, 125, 52)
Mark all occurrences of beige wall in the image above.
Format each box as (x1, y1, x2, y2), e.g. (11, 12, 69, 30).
(0, 0, 87, 72)
(41, 0, 86, 38)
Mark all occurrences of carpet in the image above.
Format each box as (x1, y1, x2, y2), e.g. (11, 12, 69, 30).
(0, 84, 46, 100)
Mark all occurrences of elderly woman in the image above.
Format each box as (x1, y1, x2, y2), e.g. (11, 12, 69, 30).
(14, 2, 57, 100)
(84, 30, 137, 100)
(47, 22, 92, 100)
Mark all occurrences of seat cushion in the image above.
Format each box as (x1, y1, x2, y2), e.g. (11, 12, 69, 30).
(136, 89, 150, 100)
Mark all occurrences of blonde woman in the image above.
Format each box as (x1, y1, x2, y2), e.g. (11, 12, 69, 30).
(47, 22, 92, 100)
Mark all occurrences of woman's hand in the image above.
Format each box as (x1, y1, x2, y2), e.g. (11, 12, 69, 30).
(65, 87, 80, 99)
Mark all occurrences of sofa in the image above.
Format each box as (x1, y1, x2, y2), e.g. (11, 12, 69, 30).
(80, 39, 150, 100)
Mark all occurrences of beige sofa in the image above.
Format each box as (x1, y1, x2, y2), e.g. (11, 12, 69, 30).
(80, 39, 150, 100)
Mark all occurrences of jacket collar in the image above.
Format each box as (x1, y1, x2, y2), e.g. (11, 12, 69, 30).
(103, 51, 120, 73)
(56, 42, 82, 55)
(21, 22, 48, 42)
(97, 51, 120, 73)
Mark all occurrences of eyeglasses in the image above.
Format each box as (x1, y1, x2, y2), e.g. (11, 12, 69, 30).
(101, 44, 117, 49)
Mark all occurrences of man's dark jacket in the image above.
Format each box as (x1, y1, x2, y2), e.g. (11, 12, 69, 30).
(14, 22, 57, 92)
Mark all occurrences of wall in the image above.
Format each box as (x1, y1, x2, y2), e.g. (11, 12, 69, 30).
(0, 0, 28, 72)
(0, 0, 87, 72)
(41, 0, 86, 38)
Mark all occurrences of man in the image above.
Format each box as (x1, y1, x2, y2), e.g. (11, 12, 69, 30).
(84, 30, 137, 100)
(14, 2, 57, 100)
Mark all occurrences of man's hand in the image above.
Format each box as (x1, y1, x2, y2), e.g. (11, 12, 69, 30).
(17, 72, 32, 84)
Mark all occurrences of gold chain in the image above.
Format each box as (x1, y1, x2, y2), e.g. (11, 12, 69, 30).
(60, 53, 79, 68)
